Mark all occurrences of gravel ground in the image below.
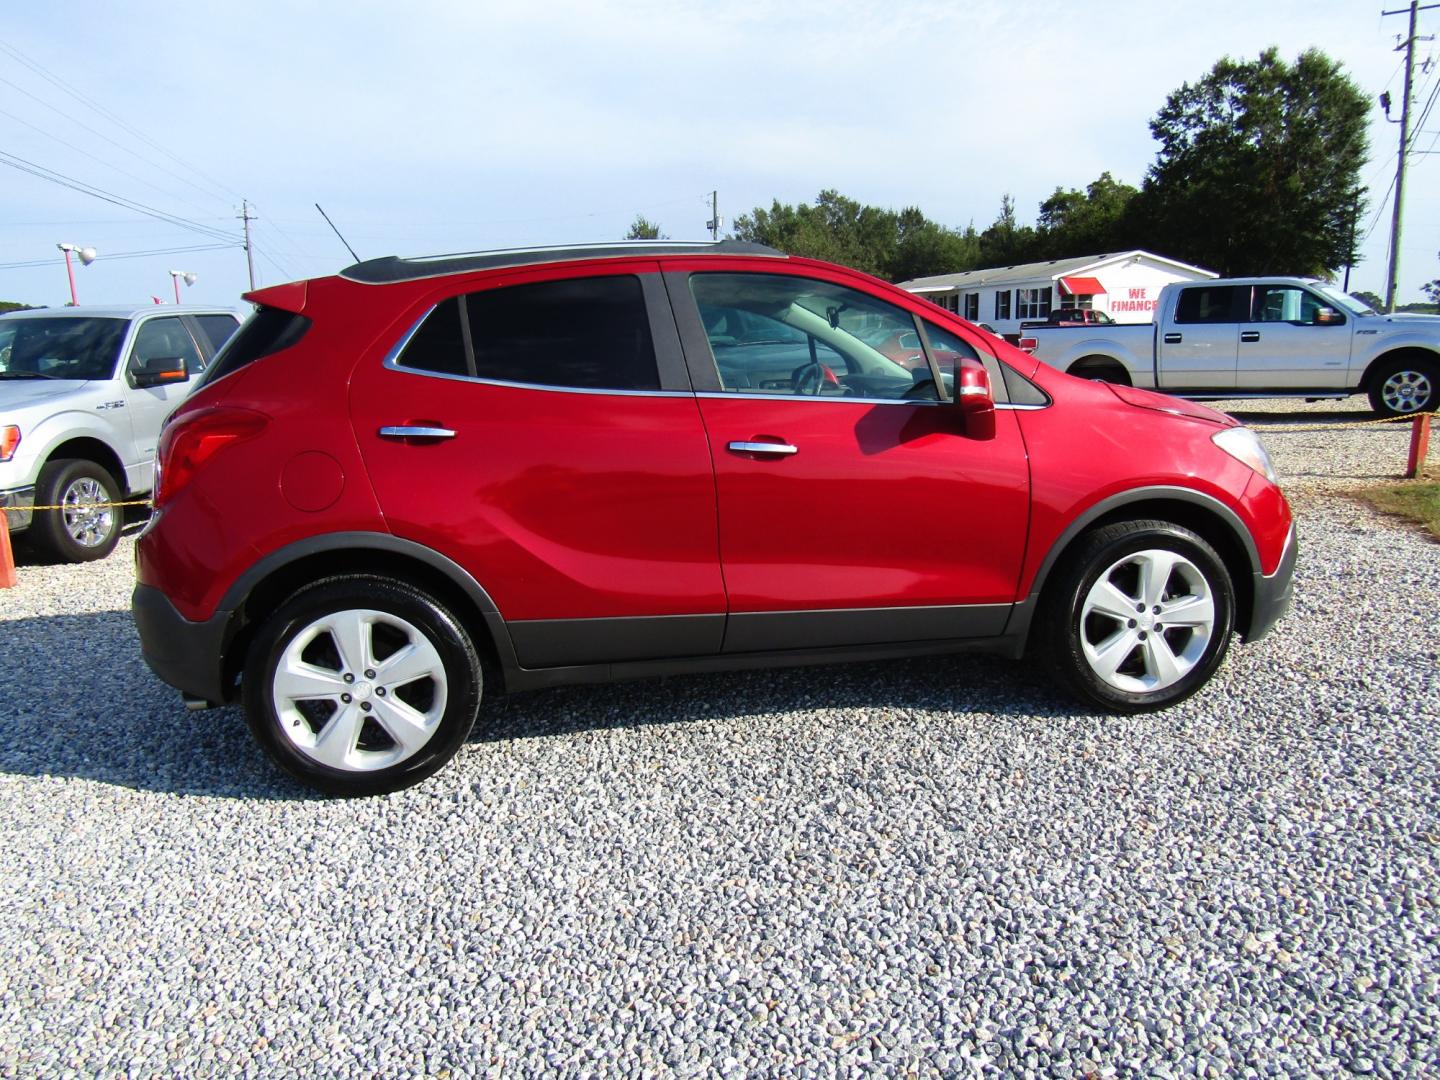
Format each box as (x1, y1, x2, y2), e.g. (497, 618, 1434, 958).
(0, 394, 1436, 1078)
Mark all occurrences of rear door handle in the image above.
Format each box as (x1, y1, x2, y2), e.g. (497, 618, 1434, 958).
(1240, 331, 1261, 343)
(728, 440, 798, 456)
(1163, 332, 1182, 344)
(379, 425, 456, 440)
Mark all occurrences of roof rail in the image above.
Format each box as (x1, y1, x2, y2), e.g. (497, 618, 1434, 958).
(339, 240, 786, 284)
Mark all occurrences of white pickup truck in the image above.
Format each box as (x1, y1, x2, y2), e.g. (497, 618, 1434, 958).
(1, 305, 240, 562)
(1019, 277, 1440, 418)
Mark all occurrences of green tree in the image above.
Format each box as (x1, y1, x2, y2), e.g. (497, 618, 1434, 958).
(1351, 289, 1385, 310)
(978, 194, 1039, 266)
(624, 215, 667, 240)
(0, 301, 35, 314)
(1136, 47, 1369, 276)
(1422, 253, 1439, 305)
(731, 190, 976, 281)
(1034, 172, 1139, 257)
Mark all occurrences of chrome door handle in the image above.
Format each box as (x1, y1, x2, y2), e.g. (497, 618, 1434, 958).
(1240, 331, 1261, 343)
(728, 440, 798, 456)
(379, 425, 456, 439)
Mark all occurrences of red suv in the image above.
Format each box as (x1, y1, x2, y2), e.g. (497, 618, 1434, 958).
(132, 242, 1295, 795)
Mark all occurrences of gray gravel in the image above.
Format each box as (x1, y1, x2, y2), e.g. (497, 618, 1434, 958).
(1, 394, 1437, 1078)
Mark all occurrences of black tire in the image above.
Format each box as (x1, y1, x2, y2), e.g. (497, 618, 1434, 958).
(242, 575, 482, 796)
(1067, 356, 1132, 386)
(1367, 354, 1438, 418)
(1038, 520, 1235, 713)
(31, 458, 123, 563)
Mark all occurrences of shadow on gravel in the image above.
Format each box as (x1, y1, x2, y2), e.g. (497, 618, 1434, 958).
(1224, 409, 1383, 426)
(0, 610, 1065, 799)
(10, 506, 151, 566)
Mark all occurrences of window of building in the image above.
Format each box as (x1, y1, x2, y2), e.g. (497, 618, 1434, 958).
(994, 290, 1011, 321)
(963, 294, 979, 321)
(1016, 287, 1052, 320)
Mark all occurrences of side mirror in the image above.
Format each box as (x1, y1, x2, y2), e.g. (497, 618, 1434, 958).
(131, 355, 189, 389)
(1314, 307, 1343, 326)
(955, 357, 996, 440)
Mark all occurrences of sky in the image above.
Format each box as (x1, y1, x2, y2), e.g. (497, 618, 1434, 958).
(1, 1, 1437, 310)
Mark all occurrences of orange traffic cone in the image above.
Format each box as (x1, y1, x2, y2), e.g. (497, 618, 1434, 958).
(0, 519, 15, 588)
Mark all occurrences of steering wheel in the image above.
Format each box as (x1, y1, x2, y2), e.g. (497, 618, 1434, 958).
(791, 360, 836, 395)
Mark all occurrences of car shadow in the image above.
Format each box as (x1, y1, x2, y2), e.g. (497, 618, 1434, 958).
(9, 505, 151, 566)
(1222, 409, 1381, 427)
(0, 610, 1065, 800)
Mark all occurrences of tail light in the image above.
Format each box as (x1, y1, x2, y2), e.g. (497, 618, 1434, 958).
(153, 406, 269, 508)
(1018, 337, 1038, 353)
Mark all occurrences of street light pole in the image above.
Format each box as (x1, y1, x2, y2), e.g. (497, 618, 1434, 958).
(56, 243, 97, 306)
(169, 270, 197, 305)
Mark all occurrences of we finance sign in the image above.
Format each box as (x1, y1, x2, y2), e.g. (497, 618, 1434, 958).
(1111, 287, 1158, 314)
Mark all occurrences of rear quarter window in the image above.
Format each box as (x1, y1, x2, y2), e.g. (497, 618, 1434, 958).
(194, 307, 312, 390)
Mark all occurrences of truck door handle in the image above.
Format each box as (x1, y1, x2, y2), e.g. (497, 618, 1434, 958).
(1240, 331, 1261, 343)
(1163, 332, 1182, 344)
(728, 440, 798, 456)
(379, 425, 456, 440)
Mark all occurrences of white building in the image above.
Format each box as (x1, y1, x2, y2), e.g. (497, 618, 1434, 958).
(899, 250, 1216, 341)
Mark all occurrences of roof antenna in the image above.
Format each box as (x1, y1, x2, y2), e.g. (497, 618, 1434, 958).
(315, 202, 360, 262)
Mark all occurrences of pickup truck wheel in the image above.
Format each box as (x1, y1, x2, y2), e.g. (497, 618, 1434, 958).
(242, 575, 482, 796)
(30, 458, 123, 563)
(1367, 356, 1437, 418)
(1039, 520, 1234, 713)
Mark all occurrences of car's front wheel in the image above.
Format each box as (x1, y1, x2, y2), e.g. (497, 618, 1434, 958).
(1040, 520, 1235, 712)
(242, 575, 482, 796)
(30, 458, 123, 562)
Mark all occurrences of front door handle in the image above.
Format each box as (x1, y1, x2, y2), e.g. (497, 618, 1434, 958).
(728, 440, 798, 456)
(1240, 331, 1261, 343)
(1163, 332, 1182, 344)
(379, 425, 457, 440)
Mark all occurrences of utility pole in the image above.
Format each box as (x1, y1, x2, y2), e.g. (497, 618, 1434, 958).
(706, 191, 721, 241)
(1381, 1, 1438, 311)
(238, 199, 257, 290)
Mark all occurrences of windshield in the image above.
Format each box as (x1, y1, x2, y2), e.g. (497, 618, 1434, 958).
(1312, 284, 1376, 317)
(0, 317, 128, 380)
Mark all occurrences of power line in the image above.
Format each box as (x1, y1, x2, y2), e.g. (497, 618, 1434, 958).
(0, 38, 242, 208)
(0, 149, 239, 244)
(0, 242, 236, 271)
(0, 74, 229, 220)
(0, 103, 223, 222)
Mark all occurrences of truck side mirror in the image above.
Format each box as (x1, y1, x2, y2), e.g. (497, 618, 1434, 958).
(954, 357, 995, 440)
(131, 355, 189, 389)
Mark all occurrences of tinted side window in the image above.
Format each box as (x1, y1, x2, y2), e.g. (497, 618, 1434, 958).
(396, 296, 468, 377)
(466, 276, 659, 391)
(195, 307, 312, 390)
(194, 314, 240, 355)
(1174, 286, 1244, 324)
(131, 316, 204, 376)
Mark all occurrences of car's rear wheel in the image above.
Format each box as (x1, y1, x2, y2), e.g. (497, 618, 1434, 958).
(1040, 520, 1234, 712)
(242, 575, 482, 796)
(30, 458, 123, 563)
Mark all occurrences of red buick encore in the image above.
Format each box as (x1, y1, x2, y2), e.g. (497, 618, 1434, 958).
(132, 242, 1295, 795)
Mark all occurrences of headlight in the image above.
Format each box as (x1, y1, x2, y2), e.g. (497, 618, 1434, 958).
(0, 425, 19, 462)
(1213, 426, 1278, 484)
